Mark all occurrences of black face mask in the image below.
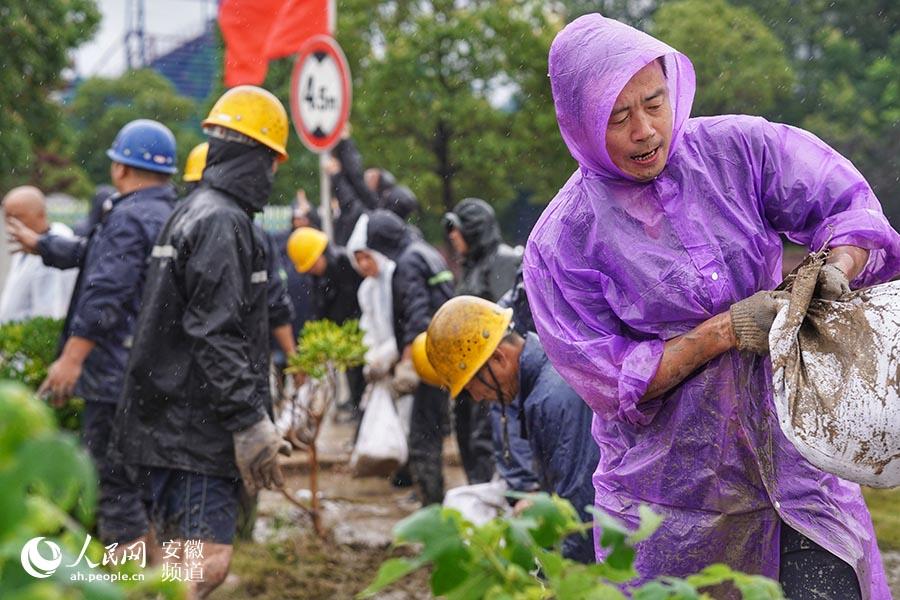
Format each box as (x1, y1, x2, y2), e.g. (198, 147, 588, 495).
(202, 138, 277, 213)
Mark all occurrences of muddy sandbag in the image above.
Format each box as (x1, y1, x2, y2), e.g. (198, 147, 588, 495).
(770, 252, 900, 488)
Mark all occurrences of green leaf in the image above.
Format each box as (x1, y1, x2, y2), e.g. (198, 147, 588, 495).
(15, 434, 96, 516)
(516, 493, 579, 548)
(356, 558, 422, 598)
(629, 506, 664, 544)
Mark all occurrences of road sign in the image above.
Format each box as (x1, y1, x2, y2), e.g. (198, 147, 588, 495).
(290, 35, 352, 153)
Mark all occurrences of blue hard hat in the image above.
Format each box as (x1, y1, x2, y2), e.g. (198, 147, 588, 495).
(106, 119, 178, 174)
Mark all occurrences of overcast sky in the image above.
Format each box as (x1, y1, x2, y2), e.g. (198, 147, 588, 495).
(73, 0, 216, 77)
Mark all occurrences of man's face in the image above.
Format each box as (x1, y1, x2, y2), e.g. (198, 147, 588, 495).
(463, 351, 517, 404)
(605, 61, 673, 181)
(354, 250, 379, 278)
(448, 228, 468, 256)
(308, 254, 328, 276)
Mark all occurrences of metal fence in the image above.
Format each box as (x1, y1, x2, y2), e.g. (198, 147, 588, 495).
(49, 203, 294, 233)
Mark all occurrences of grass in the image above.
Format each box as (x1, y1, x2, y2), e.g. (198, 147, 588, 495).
(863, 487, 900, 551)
(208, 529, 429, 600)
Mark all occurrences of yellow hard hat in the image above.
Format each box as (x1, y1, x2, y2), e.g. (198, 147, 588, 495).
(287, 227, 328, 273)
(425, 296, 513, 398)
(412, 332, 445, 388)
(202, 85, 289, 161)
(183, 142, 209, 183)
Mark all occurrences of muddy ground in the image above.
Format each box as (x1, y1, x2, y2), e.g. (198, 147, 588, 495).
(210, 417, 900, 599)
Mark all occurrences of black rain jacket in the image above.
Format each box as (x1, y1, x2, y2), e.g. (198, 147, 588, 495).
(446, 198, 522, 302)
(111, 141, 277, 477)
(332, 138, 376, 245)
(366, 210, 453, 349)
(310, 245, 362, 325)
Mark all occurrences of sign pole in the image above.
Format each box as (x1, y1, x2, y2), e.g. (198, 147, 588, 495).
(319, 151, 334, 241)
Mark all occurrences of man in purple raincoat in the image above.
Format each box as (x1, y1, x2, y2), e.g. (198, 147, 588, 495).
(523, 14, 899, 600)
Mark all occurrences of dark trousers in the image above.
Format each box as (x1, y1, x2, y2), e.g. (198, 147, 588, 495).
(408, 383, 449, 505)
(453, 394, 496, 484)
(779, 522, 861, 600)
(82, 401, 149, 544)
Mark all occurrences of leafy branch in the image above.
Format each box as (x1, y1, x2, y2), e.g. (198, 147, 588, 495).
(360, 493, 783, 599)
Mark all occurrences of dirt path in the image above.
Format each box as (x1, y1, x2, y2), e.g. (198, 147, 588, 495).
(210, 420, 464, 600)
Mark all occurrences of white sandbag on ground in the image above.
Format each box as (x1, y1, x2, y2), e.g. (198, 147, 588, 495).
(443, 480, 511, 526)
(770, 254, 900, 488)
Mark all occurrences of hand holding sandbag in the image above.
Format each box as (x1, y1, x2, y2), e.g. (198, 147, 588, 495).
(815, 263, 851, 300)
(233, 418, 292, 494)
(729, 291, 787, 354)
(391, 358, 420, 395)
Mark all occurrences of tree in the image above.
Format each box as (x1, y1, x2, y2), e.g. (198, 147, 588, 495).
(68, 69, 203, 186)
(344, 0, 567, 220)
(0, 0, 100, 195)
(799, 32, 900, 226)
(653, 0, 794, 118)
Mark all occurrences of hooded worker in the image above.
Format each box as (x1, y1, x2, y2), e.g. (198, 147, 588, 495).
(110, 86, 292, 598)
(443, 197, 525, 485)
(366, 209, 455, 505)
(182, 141, 296, 375)
(425, 296, 599, 563)
(523, 14, 899, 598)
(443, 198, 522, 301)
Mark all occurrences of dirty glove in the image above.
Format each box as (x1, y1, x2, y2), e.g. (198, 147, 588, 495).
(729, 291, 786, 355)
(233, 418, 292, 495)
(364, 355, 394, 383)
(391, 358, 420, 396)
(815, 263, 850, 301)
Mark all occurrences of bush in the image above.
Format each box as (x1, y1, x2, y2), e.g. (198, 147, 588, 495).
(0, 318, 83, 431)
(361, 493, 784, 599)
(0, 381, 185, 599)
(286, 319, 367, 380)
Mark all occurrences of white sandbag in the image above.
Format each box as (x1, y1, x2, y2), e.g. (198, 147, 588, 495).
(350, 381, 408, 477)
(770, 255, 900, 488)
(443, 480, 511, 526)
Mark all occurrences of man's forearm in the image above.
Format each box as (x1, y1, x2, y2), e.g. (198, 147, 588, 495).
(641, 312, 736, 403)
(827, 245, 869, 282)
(272, 324, 296, 356)
(60, 336, 96, 365)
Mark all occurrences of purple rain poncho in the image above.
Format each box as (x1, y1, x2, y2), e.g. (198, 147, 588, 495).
(522, 14, 900, 598)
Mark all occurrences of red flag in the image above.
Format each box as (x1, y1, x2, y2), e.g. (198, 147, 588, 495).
(264, 0, 334, 60)
(219, 0, 287, 87)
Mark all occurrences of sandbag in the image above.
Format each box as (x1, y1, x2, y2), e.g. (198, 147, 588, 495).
(770, 252, 900, 488)
(350, 381, 408, 477)
(443, 480, 510, 526)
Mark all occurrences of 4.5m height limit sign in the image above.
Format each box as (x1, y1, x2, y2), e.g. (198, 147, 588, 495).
(290, 35, 352, 153)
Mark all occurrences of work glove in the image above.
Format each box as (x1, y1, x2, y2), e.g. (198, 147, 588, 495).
(364, 355, 394, 383)
(729, 291, 787, 355)
(391, 358, 420, 396)
(815, 263, 850, 301)
(233, 418, 292, 495)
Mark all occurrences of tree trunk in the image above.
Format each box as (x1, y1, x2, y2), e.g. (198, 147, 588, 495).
(434, 119, 455, 212)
